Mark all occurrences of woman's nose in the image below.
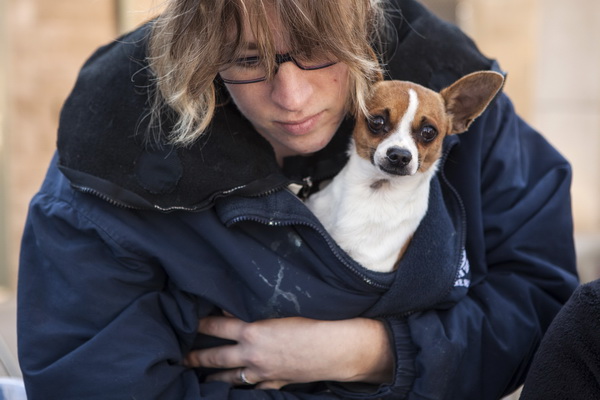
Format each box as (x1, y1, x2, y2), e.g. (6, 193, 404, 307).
(269, 62, 313, 111)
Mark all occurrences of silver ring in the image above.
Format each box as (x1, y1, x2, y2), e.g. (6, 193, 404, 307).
(239, 368, 253, 385)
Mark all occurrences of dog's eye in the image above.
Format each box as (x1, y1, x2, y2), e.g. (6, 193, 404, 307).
(367, 116, 386, 134)
(420, 125, 438, 142)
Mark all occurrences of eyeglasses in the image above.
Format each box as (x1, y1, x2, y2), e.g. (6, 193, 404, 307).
(219, 53, 338, 84)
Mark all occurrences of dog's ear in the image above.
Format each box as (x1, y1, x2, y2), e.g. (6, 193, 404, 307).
(368, 47, 384, 82)
(441, 71, 505, 134)
(352, 48, 384, 120)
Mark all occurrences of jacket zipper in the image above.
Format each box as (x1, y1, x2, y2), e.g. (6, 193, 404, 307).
(228, 210, 390, 290)
(74, 185, 146, 209)
(434, 140, 469, 302)
(74, 185, 210, 212)
(72, 181, 292, 213)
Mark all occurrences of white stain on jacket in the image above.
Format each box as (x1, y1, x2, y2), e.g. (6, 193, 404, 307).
(259, 261, 301, 314)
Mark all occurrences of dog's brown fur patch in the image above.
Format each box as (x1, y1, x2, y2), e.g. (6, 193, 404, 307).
(352, 72, 504, 174)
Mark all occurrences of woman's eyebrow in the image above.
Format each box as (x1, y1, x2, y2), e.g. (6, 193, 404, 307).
(241, 41, 259, 51)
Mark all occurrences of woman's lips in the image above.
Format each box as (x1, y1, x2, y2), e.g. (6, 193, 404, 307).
(275, 112, 323, 136)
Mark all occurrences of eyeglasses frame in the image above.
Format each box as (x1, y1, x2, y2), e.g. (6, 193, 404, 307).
(219, 53, 338, 84)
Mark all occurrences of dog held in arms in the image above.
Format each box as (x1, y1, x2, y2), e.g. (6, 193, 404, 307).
(305, 71, 505, 273)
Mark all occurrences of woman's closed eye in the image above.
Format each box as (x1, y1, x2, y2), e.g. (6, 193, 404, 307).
(234, 56, 262, 69)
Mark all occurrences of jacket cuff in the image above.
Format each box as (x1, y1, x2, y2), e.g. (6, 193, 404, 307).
(327, 318, 416, 399)
(384, 317, 417, 397)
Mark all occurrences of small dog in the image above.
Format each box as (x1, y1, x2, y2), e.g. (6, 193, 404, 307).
(306, 71, 504, 272)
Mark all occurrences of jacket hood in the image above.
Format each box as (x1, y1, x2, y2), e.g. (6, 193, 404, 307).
(56, 0, 496, 211)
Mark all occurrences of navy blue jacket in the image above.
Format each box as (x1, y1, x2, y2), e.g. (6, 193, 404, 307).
(17, 1, 578, 399)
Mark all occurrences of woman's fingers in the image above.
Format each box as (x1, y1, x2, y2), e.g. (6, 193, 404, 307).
(187, 315, 251, 369)
(198, 315, 245, 341)
(204, 367, 259, 387)
(203, 368, 288, 390)
(185, 343, 241, 369)
(203, 367, 289, 389)
(255, 380, 288, 390)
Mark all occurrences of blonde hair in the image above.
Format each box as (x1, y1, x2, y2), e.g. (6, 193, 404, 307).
(148, 0, 388, 147)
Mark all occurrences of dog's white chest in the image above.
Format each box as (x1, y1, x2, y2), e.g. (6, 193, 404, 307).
(306, 154, 434, 272)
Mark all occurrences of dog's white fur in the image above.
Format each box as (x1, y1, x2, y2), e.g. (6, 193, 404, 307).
(306, 71, 504, 272)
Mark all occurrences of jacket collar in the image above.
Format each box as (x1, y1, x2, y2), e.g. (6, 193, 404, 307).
(56, 0, 495, 211)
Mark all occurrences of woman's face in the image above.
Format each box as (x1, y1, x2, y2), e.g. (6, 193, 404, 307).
(223, 14, 351, 164)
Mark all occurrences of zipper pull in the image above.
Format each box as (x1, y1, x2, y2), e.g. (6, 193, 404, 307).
(303, 176, 313, 191)
(298, 176, 314, 200)
(288, 176, 314, 200)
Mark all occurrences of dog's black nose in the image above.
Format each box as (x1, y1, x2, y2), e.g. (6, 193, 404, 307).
(386, 147, 412, 166)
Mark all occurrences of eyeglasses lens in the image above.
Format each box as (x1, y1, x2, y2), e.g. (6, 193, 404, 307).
(220, 53, 337, 84)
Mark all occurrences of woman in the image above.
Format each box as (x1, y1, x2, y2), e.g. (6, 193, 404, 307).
(17, 0, 578, 399)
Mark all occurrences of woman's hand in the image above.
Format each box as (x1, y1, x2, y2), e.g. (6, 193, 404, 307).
(184, 315, 393, 390)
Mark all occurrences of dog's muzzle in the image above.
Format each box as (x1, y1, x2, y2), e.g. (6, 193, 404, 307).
(377, 146, 414, 176)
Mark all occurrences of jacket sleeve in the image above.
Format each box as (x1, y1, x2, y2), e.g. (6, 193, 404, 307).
(372, 94, 579, 400)
(16, 180, 340, 400)
(519, 280, 600, 400)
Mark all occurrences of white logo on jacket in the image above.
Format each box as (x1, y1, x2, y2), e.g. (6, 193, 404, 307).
(454, 249, 471, 288)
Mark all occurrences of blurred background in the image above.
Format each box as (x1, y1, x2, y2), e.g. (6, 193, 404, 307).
(0, 0, 599, 394)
